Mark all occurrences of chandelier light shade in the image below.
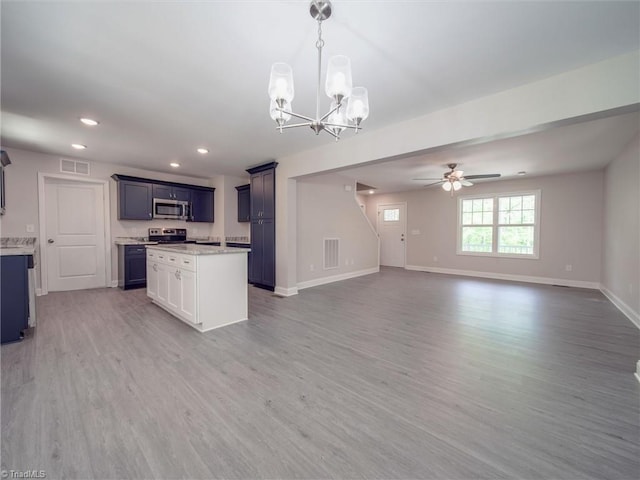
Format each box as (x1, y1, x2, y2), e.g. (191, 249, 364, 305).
(325, 55, 353, 102)
(268, 63, 295, 105)
(268, 0, 369, 140)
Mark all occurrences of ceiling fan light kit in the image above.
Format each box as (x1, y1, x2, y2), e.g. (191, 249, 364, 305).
(268, 0, 369, 141)
(413, 163, 501, 196)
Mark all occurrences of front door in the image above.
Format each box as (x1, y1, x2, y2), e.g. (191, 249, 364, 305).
(45, 179, 107, 291)
(377, 203, 406, 268)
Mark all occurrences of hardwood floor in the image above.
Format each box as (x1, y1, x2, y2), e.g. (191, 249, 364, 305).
(2, 267, 638, 479)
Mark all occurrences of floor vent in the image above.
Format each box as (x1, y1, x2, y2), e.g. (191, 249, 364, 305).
(60, 158, 90, 175)
(323, 238, 339, 270)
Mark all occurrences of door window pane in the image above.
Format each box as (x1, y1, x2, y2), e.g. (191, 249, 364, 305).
(383, 208, 400, 222)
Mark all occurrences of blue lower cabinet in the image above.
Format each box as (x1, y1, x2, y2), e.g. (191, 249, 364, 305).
(118, 245, 147, 289)
(1, 255, 29, 344)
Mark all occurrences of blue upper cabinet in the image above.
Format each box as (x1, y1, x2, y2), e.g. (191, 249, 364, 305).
(112, 174, 214, 223)
(153, 184, 192, 202)
(236, 184, 250, 222)
(118, 179, 153, 220)
(190, 189, 214, 222)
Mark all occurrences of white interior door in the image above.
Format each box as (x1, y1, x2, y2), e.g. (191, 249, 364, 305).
(377, 203, 406, 267)
(45, 179, 107, 291)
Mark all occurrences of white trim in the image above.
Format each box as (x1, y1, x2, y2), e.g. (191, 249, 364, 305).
(274, 286, 299, 297)
(635, 361, 640, 384)
(297, 267, 380, 291)
(405, 265, 600, 289)
(38, 172, 112, 295)
(110, 280, 119, 288)
(599, 284, 640, 329)
(35, 288, 43, 297)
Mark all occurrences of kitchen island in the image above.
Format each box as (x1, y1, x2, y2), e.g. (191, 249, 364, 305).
(146, 244, 250, 332)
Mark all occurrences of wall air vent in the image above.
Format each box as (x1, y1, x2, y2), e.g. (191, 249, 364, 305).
(60, 158, 90, 175)
(323, 238, 340, 270)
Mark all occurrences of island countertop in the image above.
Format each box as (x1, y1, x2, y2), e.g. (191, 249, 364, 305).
(146, 244, 250, 255)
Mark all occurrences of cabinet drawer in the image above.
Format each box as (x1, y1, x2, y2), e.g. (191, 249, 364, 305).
(125, 245, 147, 256)
(179, 256, 196, 272)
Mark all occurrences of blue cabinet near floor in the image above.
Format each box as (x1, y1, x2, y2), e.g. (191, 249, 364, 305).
(118, 245, 147, 289)
(1, 255, 29, 344)
(247, 162, 277, 290)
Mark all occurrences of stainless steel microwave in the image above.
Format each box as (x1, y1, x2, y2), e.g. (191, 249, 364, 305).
(153, 198, 190, 220)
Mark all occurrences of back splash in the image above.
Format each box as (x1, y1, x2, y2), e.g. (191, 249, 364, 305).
(1, 237, 36, 246)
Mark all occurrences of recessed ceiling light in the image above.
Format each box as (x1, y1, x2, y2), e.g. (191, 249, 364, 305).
(368, 190, 375, 195)
(170, 162, 180, 168)
(71, 143, 87, 150)
(196, 148, 209, 154)
(80, 118, 99, 126)
(517, 171, 527, 176)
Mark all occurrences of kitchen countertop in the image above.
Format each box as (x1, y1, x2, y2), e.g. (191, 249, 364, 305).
(115, 238, 158, 246)
(146, 244, 250, 255)
(0, 245, 36, 256)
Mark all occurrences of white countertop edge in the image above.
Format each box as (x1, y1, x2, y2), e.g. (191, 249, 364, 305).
(146, 244, 250, 255)
(0, 246, 36, 256)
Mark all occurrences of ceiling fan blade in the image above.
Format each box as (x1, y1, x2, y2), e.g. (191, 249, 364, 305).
(464, 173, 501, 180)
(422, 180, 445, 187)
(412, 177, 443, 181)
(461, 180, 473, 187)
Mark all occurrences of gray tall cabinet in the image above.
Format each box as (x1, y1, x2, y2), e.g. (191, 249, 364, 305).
(247, 162, 277, 291)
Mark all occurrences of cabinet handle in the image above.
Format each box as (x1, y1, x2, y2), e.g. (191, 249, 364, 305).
(148, 212, 152, 218)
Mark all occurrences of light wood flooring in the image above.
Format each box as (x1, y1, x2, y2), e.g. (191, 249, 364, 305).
(2, 267, 639, 479)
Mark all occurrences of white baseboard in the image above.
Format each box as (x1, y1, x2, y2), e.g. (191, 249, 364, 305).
(297, 267, 380, 291)
(273, 286, 299, 297)
(405, 265, 600, 290)
(599, 285, 640, 329)
(110, 280, 118, 288)
(35, 288, 43, 296)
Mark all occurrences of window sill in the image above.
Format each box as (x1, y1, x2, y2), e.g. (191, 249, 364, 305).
(456, 251, 539, 260)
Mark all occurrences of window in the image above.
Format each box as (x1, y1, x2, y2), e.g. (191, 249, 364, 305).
(458, 191, 540, 258)
(383, 208, 400, 222)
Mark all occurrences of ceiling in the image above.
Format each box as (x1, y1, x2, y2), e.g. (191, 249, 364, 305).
(1, 1, 639, 187)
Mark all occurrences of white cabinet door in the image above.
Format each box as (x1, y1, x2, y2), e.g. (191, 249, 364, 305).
(146, 260, 158, 299)
(157, 262, 169, 304)
(179, 270, 198, 324)
(167, 268, 181, 312)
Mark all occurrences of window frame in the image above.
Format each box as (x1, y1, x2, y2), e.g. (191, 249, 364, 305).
(456, 190, 541, 259)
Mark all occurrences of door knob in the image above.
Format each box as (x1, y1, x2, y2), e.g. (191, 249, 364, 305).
(47, 239, 54, 244)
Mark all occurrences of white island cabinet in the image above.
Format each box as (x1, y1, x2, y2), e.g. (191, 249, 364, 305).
(146, 244, 250, 332)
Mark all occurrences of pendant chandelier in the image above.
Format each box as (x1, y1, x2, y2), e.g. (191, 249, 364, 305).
(268, 0, 369, 141)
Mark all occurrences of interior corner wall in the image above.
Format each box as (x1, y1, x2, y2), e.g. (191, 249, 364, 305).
(602, 134, 640, 325)
(363, 170, 604, 286)
(223, 175, 251, 238)
(296, 174, 378, 287)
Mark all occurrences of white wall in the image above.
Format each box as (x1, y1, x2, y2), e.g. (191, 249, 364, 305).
(602, 134, 640, 325)
(296, 174, 378, 288)
(363, 170, 604, 287)
(275, 51, 640, 293)
(0, 147, 224, 290)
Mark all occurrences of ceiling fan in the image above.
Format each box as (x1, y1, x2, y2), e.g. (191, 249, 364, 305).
(413, 163, 501, 194)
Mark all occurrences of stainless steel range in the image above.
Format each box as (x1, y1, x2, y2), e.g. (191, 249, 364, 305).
(148, 228, 191, 244)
